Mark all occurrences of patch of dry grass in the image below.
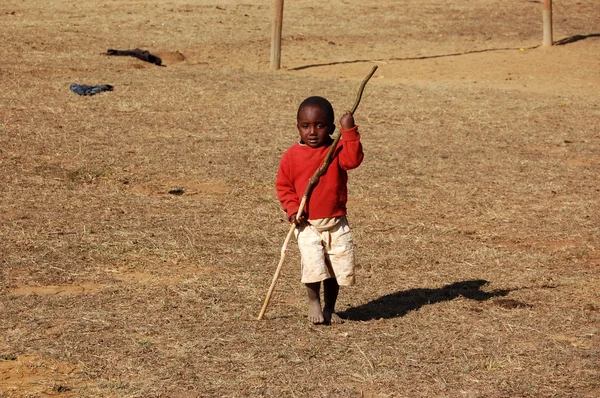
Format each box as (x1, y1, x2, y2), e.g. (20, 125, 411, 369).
(1, 0, 599, 397)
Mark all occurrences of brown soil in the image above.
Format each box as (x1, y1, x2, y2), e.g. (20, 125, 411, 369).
(1, 1, 599, 397)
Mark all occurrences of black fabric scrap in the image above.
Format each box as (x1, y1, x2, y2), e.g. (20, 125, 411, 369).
(106, 48, 162, 66)
(70, 84, 114, 96)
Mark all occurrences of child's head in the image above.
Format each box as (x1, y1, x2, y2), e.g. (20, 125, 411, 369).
(296, 96, 335, 148)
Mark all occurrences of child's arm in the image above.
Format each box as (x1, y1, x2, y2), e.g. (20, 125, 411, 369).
(338, 110, 364, 170)
(276, 156, 301, 222)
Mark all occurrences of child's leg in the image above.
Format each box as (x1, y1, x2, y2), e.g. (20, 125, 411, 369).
(305, 282, 324, 324)
(323, 277, 343, 324)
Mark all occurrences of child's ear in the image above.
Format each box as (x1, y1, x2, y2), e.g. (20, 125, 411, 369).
(329, 123, 336, 135)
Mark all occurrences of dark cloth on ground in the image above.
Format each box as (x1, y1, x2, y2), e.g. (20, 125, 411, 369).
(106, 48, 162, 65)
(70, 83, 114, 96)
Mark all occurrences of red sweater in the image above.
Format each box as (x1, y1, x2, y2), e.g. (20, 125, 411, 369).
(276, 126, 363, 220)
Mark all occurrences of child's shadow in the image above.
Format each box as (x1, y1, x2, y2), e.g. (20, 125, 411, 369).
(339, 279, 511, 321)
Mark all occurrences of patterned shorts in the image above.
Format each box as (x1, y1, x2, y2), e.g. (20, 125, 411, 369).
(295, 216, 356, 286)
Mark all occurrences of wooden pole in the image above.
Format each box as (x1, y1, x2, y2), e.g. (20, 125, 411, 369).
(257, 66, 378, 320)
(270, 0, 284, 70)
(542, 0, 553, 46)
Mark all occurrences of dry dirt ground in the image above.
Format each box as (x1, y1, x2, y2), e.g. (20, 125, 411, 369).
(1, 0, 599, 397)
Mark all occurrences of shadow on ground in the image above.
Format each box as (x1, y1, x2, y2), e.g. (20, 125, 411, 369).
(339, 279, 511, 321)
(289, 46, 540, 70)
(290, 34, 599, 71)
(555, 33, 600, 45)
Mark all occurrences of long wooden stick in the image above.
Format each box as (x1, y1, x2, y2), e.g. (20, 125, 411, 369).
(258, 66, 378, 320)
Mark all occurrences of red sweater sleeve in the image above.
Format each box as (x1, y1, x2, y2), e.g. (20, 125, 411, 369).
(338, 126, 364, 170)
(276, 151, 300, 220)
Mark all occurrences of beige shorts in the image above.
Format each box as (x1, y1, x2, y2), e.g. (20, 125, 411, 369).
(295, 216, 356, 286)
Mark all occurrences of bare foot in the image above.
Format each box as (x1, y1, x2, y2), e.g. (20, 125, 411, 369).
(306, 282, 324, 324)
(323, 309, 344, 325)
(329, 312, 344, 324)
(308, 300, 324, 324)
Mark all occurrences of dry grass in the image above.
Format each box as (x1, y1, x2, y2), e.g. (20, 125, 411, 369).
(1, 0, 599, 397)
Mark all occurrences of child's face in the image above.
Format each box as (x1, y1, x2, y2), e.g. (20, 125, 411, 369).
(297, 105, 335, 148)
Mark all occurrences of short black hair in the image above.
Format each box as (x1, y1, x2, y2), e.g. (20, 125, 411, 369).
(297, 96, 334, 124)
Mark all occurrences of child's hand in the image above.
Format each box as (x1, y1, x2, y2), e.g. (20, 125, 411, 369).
(340, 111, 355, 130)
(290, 213, 307, 226)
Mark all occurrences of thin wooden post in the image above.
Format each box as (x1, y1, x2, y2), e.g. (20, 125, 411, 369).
(542, 0, 553, 46)
(270, 0, 284, 70)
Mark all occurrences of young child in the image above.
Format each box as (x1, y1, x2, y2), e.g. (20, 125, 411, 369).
(276, 96, 364, 324)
